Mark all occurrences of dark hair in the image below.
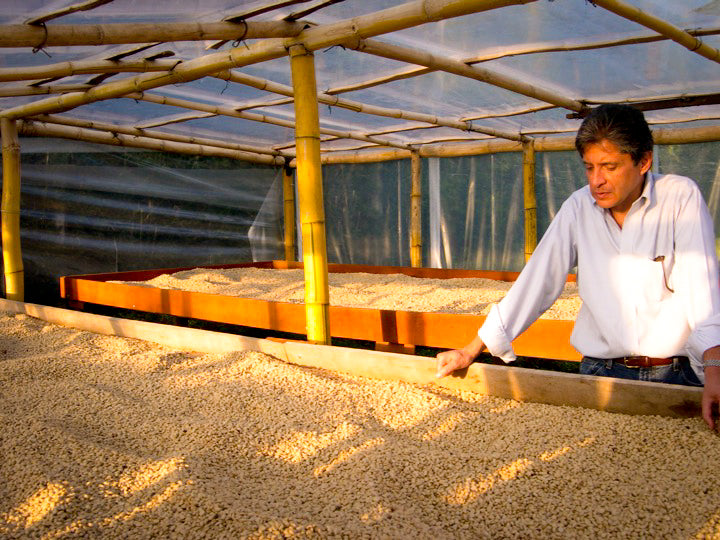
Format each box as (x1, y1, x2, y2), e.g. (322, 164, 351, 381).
(575, 104, 653, 164)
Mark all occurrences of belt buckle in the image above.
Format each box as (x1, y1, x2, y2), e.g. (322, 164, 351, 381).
(618, 356, 643, 368)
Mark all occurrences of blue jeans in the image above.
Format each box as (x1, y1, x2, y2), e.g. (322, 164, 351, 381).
(580, 356, 702, 386)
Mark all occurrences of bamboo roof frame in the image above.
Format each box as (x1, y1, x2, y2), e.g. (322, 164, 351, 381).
(126, 91, 414, 150)
(32, 113, 293, 159)
(0, 58, 181, 83)
(323, 25, 720, 96)
(1, 0, 720, 164)
(17, 119, 285, 166)
(593, 0, 720, 65)
(214, 70, 527, 141)
(0, 0, 538, 122)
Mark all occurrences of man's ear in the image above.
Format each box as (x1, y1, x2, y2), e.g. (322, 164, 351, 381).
(639, 151, 653, 174)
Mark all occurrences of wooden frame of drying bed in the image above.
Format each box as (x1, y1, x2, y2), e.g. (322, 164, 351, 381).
(59, 260, 581, 361)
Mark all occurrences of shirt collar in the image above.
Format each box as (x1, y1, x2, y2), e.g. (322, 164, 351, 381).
(637, 171, 655, 209)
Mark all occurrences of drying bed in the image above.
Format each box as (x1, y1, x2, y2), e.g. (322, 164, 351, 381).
(60, 261, 580, 361)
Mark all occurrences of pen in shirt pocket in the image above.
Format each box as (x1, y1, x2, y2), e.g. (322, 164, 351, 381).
(653, 255, 674, 293)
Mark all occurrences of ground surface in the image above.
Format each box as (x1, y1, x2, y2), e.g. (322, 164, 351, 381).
(2, 311, 720, 539)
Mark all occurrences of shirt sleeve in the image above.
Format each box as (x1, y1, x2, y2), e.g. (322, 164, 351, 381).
(479, 197, 578, 362)
(673, 183, 720, 367)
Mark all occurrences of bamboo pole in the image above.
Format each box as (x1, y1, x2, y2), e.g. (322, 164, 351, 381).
(0, 59, 181, 83)
(283, 166, 297, 262)
(128, 92, 412, 150)
(225, 0, 315, 21)
(311, 122, 720, 164)
(593, 0, 720, 64)
(354, 38, 586, 114)
(0, 20, 306, 47)
(289, 44, 330, 345)
(410, 151, 423, 267)
(0, 0, 538, 120)
(217, 71, 524, 141)
(17, 121, 284, 166)
(26, 0, 116, 25)
(522, 140, 537, 262)
(35, 114, 291, 158)
(0, 84, 94, 98)
(325, 26, 720, 96)
(1, 119, 24, 301)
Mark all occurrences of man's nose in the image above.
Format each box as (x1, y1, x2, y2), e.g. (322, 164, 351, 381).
(587, 168, 605, 187)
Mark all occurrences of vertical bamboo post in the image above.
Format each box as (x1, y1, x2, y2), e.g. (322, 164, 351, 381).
(522, 140, 537, 262)
(289, 44, 330, 345)
(410, 150, 422, 267)
(1, 118, 24, 301)
(282, 165, 297, 262)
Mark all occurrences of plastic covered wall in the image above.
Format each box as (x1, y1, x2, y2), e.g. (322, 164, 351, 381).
(4, 138, 284, 304)
(321, 143, 720, 272)
(3, 138, 720, 306)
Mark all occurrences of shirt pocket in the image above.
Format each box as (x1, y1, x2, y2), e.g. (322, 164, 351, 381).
(634, 256, 673, 307)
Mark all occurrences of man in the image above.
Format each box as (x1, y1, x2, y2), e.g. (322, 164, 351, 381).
(436, 104, 720, 430)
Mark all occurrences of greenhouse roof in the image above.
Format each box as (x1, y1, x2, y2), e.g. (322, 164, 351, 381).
(2, 0, 720, 164)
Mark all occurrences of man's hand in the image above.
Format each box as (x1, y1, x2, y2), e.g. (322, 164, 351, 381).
(702, 349, 720, 431)
(436, 335, 485, 378)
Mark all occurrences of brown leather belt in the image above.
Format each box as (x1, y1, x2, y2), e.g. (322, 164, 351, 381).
(612, 356, 686, 368)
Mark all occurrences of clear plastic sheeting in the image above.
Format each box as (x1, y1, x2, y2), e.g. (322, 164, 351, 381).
(322, 160, 413, 267)
(3, 137, 720, 305)
(5, 137, 283, 304)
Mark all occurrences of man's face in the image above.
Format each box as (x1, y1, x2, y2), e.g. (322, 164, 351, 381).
(582, 139, 652, 215)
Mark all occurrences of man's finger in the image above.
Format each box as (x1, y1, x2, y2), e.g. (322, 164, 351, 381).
(702, 397, 717, 431)
(435, 351, 457, 379)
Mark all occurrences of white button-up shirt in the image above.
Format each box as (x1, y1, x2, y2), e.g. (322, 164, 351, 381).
(479, 172, 720, 379)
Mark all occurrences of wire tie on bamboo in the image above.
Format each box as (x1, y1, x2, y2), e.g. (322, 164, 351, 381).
(231, 20, 250, 49)
(31, 22, 51, 57)
(323, 44, 347, 53)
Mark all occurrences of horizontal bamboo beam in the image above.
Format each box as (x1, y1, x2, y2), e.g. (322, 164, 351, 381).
(0, 297, 701, 417)
(354, 38, 587, 113)
(653, 124, 720, 145)
(128, 91, 412, 150)
(314, 121, 720, 163)
(593, 0, 720, 64)
(17, 120, 284, 166)
(0, 84, 95, 98)
(571, 93, 720, 119)
(0, 0, 537, 120)
(0, 20, 307, 48)
(217, 70, 525, 141)
(33, 114, 292, 158)
(0, 58, 181, 83)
